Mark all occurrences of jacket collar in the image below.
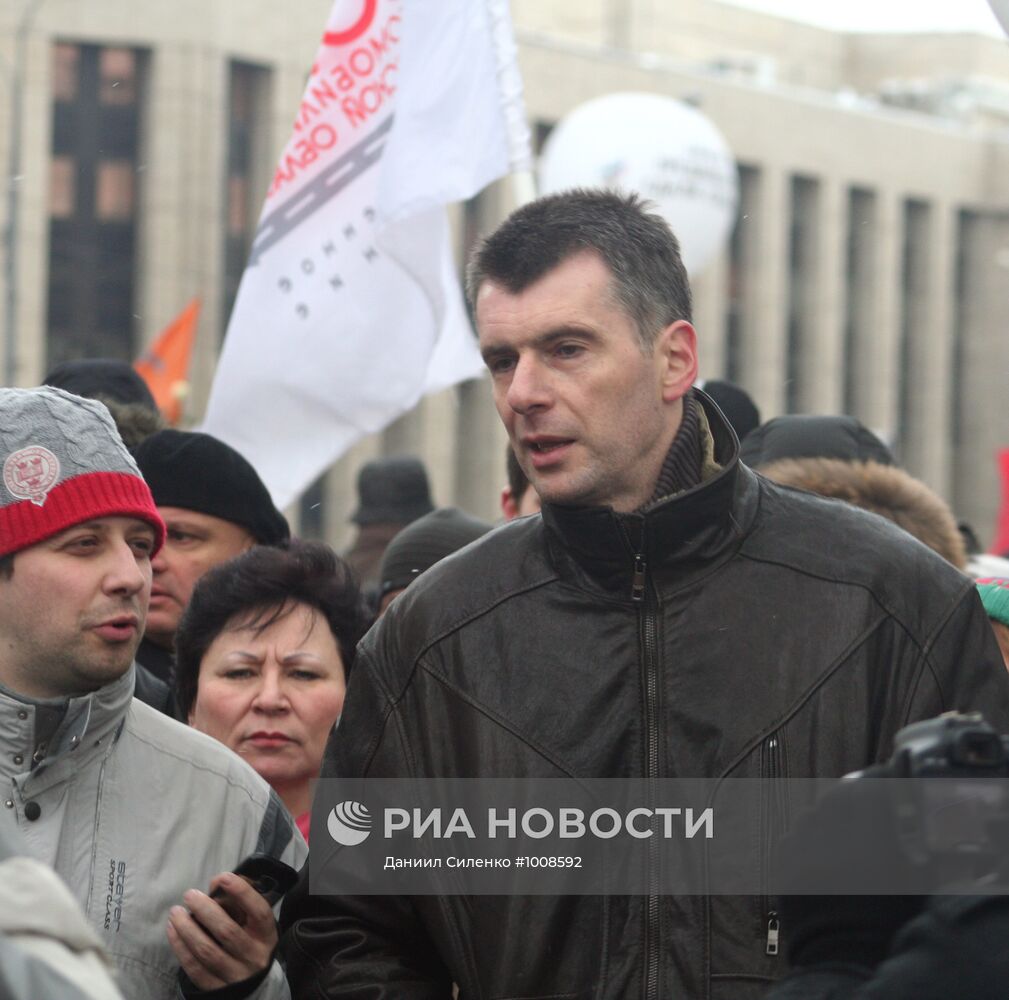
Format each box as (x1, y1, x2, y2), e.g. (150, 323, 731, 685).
(541, 391, 760, 598)
(0, 666, 134, 783)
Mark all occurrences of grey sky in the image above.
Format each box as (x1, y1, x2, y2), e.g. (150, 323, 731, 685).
(720, 0, 1005, 36)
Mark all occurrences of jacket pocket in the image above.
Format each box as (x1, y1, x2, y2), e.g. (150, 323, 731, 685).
(760, 729, 789, 958)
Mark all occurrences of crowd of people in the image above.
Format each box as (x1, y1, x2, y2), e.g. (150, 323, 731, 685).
(3, 189, 1009, 999)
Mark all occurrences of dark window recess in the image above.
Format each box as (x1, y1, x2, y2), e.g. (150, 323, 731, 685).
(45, 42, 147, 367)
(222, 61, 269, 329)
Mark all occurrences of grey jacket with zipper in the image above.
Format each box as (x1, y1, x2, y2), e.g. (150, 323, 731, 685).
(0, 666, 307, 1000)
(282, 393, 1009, 1000)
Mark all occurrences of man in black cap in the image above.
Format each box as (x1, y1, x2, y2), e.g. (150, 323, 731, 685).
(342, 456, 434, 602)
(132, 430, 289, 687)
(43, 358, 159, 411)
(376, 507, 492, 615)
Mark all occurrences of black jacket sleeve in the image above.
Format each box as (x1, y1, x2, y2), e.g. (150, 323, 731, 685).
(279, 645, 455, 999)
(767, 895, 1009, 1000)
(906, 585, 1009, 730)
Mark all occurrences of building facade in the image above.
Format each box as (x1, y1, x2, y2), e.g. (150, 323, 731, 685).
(2, 0, 1008, 544)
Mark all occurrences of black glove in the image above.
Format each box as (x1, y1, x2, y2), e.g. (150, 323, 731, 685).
(774, 773, 925, 969)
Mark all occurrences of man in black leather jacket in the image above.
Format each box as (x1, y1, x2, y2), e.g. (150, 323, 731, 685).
(280, 190, 1009, 1000)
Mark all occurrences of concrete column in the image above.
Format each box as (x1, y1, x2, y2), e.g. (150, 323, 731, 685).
(415, 387, 463, 512)
(784, 175, 817, 413)
(0, 18, 54, 386)
(738, 165, 789, 418)
(382, 406, 425, 457)
(692, 246, 729, 380)
(801, 178, 845, 413)
(843, 187, 875, 419)
(862, 190, 902, 444)
(951, 211, 1009, 543)
(136, 45, 227, 416)
(899, 200, 955, 498)
(455, 376, 510, 523)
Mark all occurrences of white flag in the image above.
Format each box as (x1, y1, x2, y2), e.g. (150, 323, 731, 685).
(201, 0, 531, 508)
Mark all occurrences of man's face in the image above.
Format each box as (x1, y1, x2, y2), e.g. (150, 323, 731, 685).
(477, 252, 697, 513)
(145, 507, 255, 649)
(0, 517, 156, 698)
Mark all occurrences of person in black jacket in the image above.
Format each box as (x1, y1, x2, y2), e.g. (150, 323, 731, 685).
(280, 190, 1009, 1000)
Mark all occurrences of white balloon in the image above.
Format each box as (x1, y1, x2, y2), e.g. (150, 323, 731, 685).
(538, 93, 739, 276)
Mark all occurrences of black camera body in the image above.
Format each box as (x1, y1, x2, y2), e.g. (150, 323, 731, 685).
(884, 712, 1009, 779)
(862, 712, 1009, 882)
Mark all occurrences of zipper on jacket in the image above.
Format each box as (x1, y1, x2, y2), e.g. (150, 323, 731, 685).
(765, 912, 780, 956)
(631, 555, 647, 603)
(635, 550, 661, 1000)
(760, 733, 785, 957)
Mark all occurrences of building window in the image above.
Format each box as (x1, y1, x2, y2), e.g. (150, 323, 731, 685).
(46, 42, 146, 366)
(52, 44, 79, 101)
(49, 156, 75, 219)
(95, 160, 135, 221)
(99, 48, 137, 105)
(222, 61, 270, 328)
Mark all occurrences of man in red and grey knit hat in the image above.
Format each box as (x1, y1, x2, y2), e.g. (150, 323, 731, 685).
(0, 387, 305, 1000)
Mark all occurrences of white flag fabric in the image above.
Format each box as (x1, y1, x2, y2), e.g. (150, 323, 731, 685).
(201, 0, 531, 508)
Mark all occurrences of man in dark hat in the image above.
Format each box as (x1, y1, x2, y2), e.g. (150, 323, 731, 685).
(43, 358, 159, 412)
(376, 507, 492, 615)
(694, 378, 761, 443)
(132, 430, 289, 687)
(342, 456, 434, 601)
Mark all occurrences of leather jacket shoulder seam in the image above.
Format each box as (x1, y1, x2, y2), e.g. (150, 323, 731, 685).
(407, 572, 560, 674)
(903, 580, 978, 720)
(415, 662, 582, 778)
(716, 615, 894, 776)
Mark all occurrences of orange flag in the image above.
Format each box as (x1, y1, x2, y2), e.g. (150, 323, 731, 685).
(134, 299, 200, 425)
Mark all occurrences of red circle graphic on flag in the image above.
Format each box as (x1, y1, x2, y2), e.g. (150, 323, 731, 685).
(323, 0, 378, 47)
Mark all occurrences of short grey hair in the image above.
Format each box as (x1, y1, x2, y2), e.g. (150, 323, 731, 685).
(466, 188, 692, 350)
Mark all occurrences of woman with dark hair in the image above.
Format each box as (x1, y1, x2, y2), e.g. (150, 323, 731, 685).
(175, 541, 368, 840)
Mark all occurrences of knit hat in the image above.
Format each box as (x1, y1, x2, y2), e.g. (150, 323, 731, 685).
(379, 507, 491, 597)
(697, 380, 761, 443)
(0, 387, 165, 558)
(43, 358, 158, 412)
(740, 415, 895, 469)
(132, 430, 289, 545)
(351, 456, 434, 526)
(976, 577, 1009, 628)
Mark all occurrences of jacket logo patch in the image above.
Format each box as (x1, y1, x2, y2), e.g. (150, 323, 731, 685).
(3, 446, 60, 506)
(104, 858, 127, 933)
